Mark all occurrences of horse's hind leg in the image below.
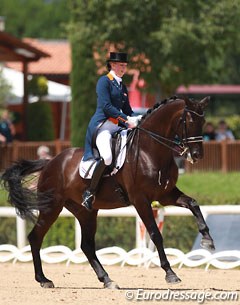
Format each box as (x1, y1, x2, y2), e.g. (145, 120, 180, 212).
(80, 212, 120, 288)
(65, 201, 119, 289)
(28, 204, 63, 288)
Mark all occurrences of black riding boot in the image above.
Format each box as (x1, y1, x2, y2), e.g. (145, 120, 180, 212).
(82, 158, 106, 211)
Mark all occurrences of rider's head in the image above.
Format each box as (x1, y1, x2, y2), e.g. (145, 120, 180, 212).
(106, 52, 128, 77)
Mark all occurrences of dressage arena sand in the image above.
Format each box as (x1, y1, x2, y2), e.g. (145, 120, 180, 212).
(1, 263, 239, 305)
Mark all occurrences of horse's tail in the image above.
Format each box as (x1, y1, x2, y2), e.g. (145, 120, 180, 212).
(1, 159, 51, 222)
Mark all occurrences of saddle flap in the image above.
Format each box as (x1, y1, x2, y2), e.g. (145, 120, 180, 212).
(80, 129, 128, 179)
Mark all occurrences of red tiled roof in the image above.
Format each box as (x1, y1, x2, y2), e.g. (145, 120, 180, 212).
(0, 31, 49, 62)
(177, 84, 240, 95)
(7, 38, 71, 74)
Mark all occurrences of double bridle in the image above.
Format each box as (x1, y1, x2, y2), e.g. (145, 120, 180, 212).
(136, 107, 204, 160)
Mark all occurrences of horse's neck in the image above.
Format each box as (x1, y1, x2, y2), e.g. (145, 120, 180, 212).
(142, 100, 184, 138)
(132, 101, 185, 168)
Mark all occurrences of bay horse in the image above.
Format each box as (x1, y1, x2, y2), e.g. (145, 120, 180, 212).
(1, 96, 215, 289)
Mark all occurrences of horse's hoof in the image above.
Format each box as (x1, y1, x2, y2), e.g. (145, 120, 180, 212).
(201, 238, 215, 252)
(104, 281, 120, 289)
(165, 273, 181, 284)
(40, 281, 55, 288)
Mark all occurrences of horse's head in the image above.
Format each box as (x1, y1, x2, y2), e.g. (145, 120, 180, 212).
(176, 96, 210, 163)
(137, 95, 209, 164)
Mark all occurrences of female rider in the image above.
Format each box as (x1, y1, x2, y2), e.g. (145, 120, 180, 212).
(82, 52, 141, 211)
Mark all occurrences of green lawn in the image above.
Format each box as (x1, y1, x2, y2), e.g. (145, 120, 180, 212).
(177, 172, 240, 205)
(0, 188, 8, 206)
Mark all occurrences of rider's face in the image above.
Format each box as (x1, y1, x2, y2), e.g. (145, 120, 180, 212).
(111, 62, 128, 78)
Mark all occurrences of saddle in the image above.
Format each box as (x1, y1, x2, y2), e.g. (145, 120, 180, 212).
(79, 128, 129, 179)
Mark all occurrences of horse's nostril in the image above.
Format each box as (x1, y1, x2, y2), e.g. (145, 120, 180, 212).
(192, 151, 200, 159)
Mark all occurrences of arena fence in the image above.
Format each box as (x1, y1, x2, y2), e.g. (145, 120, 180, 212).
(0, 205, 240, 269)
(0, 140, 239, 172)
(0, 140, 71, 171)
(0, 244, 240, 270)
(185, 140, 240, 172)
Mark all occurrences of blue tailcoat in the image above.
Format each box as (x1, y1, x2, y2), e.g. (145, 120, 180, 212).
(83, 74, 133, 161)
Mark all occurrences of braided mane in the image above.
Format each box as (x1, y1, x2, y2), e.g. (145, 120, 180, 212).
(141, 95, 179, 121)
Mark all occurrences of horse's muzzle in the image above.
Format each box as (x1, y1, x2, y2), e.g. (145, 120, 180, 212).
(192, 148, 203, 163)
(185, 148, 202, 164)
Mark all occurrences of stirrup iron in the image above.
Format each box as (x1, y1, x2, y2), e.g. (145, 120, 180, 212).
(82, 190, 95, 211)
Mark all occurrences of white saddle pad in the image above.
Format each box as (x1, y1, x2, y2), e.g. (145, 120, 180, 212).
(79, 129, 128, 179)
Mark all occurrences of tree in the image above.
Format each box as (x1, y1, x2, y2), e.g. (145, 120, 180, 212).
(1, 0, 70, 38)
(68, 0, 240, 145)
(68, 1, 98, 146)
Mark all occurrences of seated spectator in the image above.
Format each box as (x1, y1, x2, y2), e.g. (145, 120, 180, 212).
(28, 146, 52, 190)
(0, 110, 16, 143)
(37, 145, 52, 159)
(203, 122, 216, 141)
(215, 120, 235, 141)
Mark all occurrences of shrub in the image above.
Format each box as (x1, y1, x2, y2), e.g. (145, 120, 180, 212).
(28, 76, 48, 97)
(27, 101, 54, 140)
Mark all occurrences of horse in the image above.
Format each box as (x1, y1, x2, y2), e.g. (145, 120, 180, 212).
(1, 96, 215, 289)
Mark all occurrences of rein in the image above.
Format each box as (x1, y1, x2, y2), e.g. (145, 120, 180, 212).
(136, 107, 204, 157)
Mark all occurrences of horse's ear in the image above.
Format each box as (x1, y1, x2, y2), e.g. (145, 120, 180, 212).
(199, 96, 210, 109)
(184, 97, 193, 107)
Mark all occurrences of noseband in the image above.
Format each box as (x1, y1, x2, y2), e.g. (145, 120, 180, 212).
(136, 107, 204, 159)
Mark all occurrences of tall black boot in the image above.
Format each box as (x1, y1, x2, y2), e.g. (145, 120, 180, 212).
(82, 158, 106, 211)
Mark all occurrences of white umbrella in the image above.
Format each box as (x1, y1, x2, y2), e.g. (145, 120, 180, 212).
(2, 66, 71, 139)
(2, 66, 71, 104)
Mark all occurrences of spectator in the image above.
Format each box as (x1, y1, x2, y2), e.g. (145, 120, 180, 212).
(215, 120, 235, 141)
(37, 145, 52, 159)
(0, 110, 16, 143)
(202, 122, 216, 141)
(28, 146, 52, 190)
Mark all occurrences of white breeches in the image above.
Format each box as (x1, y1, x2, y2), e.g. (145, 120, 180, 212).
(96, 120, 121, 166)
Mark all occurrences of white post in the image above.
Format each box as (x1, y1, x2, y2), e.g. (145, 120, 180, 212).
(75, 218, 82, 249)
(16, 216, 27, 248)
(135, 215, 142, 248)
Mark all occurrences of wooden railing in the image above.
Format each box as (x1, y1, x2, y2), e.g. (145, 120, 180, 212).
(0, 140, 240, 173)
(185, 140, 240, 172)
(0, 140, 71, 171)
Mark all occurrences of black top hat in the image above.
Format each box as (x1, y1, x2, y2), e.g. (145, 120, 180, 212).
(107, 52, 128, 63)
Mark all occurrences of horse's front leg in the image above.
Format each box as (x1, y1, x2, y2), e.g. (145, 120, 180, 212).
(176, 193, 215, 251)
(134, 203, 181, 284)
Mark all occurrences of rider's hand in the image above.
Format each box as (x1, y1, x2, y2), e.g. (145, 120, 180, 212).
(127, 116, 141, 128)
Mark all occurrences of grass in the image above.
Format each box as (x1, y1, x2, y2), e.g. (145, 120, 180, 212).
(0, 188, 8, 206)
(176, 172, 240, 205)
